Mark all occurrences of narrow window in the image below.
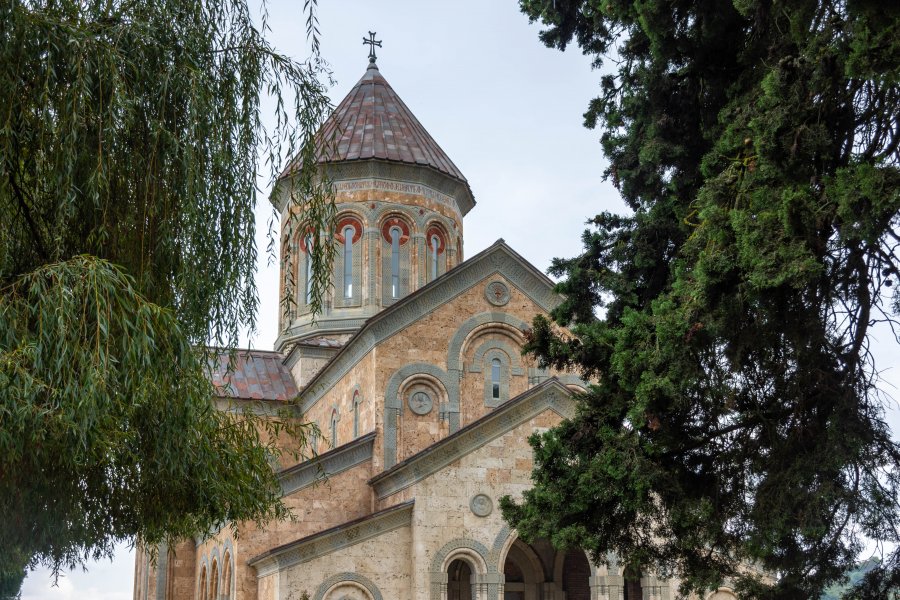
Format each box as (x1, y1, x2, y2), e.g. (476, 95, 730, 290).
(304, 234, 313, 305)
(209, 561, 218, 600)
(430, 234, 440, 281)
(353, 392, 360, 438)
(330, 410, 338, 447)
(343, 225, 353, 298)
(491, 358, 501, 399)
(390, 226, 401, 298)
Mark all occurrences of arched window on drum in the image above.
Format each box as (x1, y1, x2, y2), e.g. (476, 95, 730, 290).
(334, 216, 362, 308)
(425, 224, 447, 283)
(381, 217, 410, 303)
(297, 232, 315, 309)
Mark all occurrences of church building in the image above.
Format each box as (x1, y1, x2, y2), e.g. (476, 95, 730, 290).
(133, 47, 737, 600)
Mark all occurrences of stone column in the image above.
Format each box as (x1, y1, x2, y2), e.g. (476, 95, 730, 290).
(431, 572, 448, 600)
(414, 233, 426, 290)
(365, 227, 378, 308)
(541, 582, 562, 599)
(472, 573, 503, 600)
(591, 573, 622, 600)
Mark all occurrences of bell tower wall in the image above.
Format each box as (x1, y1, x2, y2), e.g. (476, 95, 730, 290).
(274, 160, 470, 367)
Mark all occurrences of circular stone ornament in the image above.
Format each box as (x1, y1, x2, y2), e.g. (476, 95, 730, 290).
(485, 281, 510, 306)
(470, 493, 493, 517)
(407, 390, 433, 415)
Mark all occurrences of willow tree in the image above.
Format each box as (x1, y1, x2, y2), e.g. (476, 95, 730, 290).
(502, 1, 900, 598)
(0, 0, 334, 590)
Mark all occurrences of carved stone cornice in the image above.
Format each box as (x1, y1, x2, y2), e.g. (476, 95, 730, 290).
(369, 379, 575, 500)
(248, 500, 414, 577)
(277, 432, 375, 497)
(274, 160, 473, 217)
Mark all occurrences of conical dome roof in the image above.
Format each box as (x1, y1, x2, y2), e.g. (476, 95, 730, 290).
(314, 61, 469, 185)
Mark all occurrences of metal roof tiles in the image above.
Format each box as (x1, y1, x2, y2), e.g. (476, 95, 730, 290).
(210, 349, 298, 402)
(284, 61, 468, 184)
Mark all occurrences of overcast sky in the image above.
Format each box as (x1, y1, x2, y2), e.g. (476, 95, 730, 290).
(21, 1, 899, 598)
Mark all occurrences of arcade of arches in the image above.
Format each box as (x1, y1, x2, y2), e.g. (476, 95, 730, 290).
(446, 538, 615, 600)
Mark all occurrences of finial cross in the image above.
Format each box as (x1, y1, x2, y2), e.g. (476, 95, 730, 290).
(363, 31, 382, 62)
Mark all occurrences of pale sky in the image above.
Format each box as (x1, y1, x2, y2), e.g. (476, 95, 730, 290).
(21, 1, 899, 598)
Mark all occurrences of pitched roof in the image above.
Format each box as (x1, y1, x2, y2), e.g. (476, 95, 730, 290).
(210, 349, 298, 401)
(284, 61, 469, 186)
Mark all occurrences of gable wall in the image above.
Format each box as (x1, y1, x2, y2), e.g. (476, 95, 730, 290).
(299, 269, 569, 474)
(380, 408, 565, 600)
(303, 350, 378, 456)
(275, 523, 412, 600)
(177, 459, 373, 600)
(373, 273, 548, 464)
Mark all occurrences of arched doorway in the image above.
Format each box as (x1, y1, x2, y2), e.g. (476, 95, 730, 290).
(623, 565, 643, 600)
(561, 549, 591, 600)
(447, 559, 473, 600)
(502, 539, 544, 600)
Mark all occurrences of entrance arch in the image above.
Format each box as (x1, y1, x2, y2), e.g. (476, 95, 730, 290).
(501, 539, 544, 600)
(447, 559, 474, 600)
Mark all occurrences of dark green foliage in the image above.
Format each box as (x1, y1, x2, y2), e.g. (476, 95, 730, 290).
(0, 0, 331, 587)
(823, 558, 882, 600)
(502, 1, 900, 598)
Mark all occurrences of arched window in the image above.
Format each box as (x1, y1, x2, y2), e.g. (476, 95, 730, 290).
(198, 566, 208, 600)
(304, 234, 313, 306)
(310, 421, 319, 455)
(330, 409, 339, 448)
(481, 348, 513, 407)
(209, 561, 218, 600)
(221, 553, 232, 600)
(390, 226, 401, 298)
(343, 225, 354, 298)
(426, 225, 446, 282)
(335, 217, 362, 307)
(491, 358, 501, 399)
(381, 217, 409, 303)
(352, 391, 361, 438)
(430, 234, 440, 281)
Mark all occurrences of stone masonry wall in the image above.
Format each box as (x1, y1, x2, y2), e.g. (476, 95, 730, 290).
(278, 525, 411, 600)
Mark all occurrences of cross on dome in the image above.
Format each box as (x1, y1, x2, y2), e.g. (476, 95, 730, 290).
(362, 31, 381, 63)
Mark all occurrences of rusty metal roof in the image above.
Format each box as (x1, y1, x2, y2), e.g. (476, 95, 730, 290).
(285, 61, 469, 184)
(210, 349, 298, 402)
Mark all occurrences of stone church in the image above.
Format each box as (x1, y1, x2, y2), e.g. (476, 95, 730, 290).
(133, 53, 739, 600)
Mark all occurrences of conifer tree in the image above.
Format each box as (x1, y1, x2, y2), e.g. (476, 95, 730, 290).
(502, 1, 900, 597)
(0, 0, 333, 591)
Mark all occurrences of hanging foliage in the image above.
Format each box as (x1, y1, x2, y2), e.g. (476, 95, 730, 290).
(0, 0, 332, 587)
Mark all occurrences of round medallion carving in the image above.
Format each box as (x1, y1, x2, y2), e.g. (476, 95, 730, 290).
(470, 493, 493, 517)
(485, 281, 510, 306)
(407, 390, 433, 415)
